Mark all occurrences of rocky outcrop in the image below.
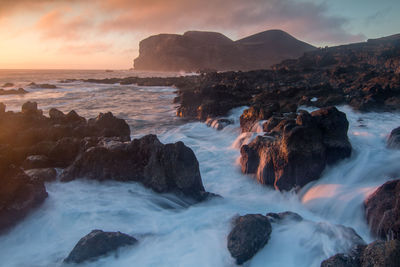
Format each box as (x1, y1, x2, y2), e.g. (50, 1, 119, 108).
(227, 214, 272, 265)
(0, 88, 27, 95)
(60, 135, 211, 201)
(64, 230, 137, 263)
(24, 168, 57, 182)
(0, 166, 48, 233)
(28, 82, 57, 89)
(134, 30, 315, 72)
(365, 179, 400, 240)
(240, 107, 352, 190)
(321, 240, 400, 267)
(0, 102, 131, 169)
(387, 127, 400, 149)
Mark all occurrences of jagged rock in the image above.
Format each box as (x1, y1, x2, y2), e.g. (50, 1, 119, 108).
(24, 168, 57, 182)
(240, 107, 351, 190)
(87, 112, 131, 141)
(64, 230, 137, 263)
(0, 166, 47, 233)
(387, 127, 400, 149)
(365, 179, 400, 240)
(60, 135, 211, 201)
(227, 214, 272, 265)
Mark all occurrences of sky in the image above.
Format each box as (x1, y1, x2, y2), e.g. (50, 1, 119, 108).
(0, 0, 399, 69)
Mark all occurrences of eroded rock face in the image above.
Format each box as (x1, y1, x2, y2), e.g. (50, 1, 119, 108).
(64, 230, 137, 263)
(227, 214, 272, 265)
(0, 166, 48, 233)
(365, 179, 400, 240)
(60, 135, 210, 201)
(387, 127, 400, 149)
(240, 107, 351, 190)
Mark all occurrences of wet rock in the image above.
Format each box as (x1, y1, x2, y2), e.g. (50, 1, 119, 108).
(60, 134, 211, 201)
(321, 245, 365, 267)
(28, 82, 57, 89)
(240, 103, 280, 132)
(0, 103, 5, 113)
(361, 240, 400, 267)
(266, 211, 303, 223)
(0, 166, 48, 233)
(365, 179, 400, 240)
(205, 118, 233, 130)
(240, 106, 351, 190)
(2, 83, 14, 87)
(0, 88, 27, 95)
(22, 155, 51, 170)
(321, 240, 400, 267)
(24, 168, 57, 182)
(227, 214, 272, 265)
(387, 127, 400, 149)
(64, 230, 137, 264)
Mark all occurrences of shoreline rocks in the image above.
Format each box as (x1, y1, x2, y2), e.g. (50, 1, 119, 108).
(0, 166, 48, 233)
(240, 107, 352, 190)
(321, 240, 400, 267)
(364, 179, 400, 240)
(227, 214, 272, 265)
(64, 230, 137, 263)
(387, 127, 400, 149)
(60, 134, 212, 201)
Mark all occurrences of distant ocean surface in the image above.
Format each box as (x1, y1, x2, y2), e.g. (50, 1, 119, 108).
(1, 69, 400, 267)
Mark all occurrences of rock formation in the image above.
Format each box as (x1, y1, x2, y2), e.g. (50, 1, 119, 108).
(134, 30, 316, 71)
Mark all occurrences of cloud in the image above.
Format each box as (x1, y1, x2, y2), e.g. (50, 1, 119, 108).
(96, 0, 366, 44)
(59, 42, 113, 55)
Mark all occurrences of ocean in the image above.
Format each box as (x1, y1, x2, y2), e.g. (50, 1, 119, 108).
(1, 69, 400, 267)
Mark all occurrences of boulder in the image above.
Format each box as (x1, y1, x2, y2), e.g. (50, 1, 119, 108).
(21, 101, 42, 116)
(60, 135, 211, 201)
(240, 107, 352, 190)
(321, 245, 365, 267)
(266, 211, 303, 223)
(387, 127, 400, 149)
(64, 230, 137, 263)
(227, 214, 272, 265)
(0, 166, 48, 233)
(365, 179, 400, 240)
(87, 112, 131, 141)
(205, 118, 233, 130)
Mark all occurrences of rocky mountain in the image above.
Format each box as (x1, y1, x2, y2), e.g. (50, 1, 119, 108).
(133, 30, 316, 72)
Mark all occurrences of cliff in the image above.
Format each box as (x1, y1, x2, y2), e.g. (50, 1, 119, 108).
(133, 30, 316, 72)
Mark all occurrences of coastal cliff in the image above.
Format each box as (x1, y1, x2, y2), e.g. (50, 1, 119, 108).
(133, 30, 316, 72)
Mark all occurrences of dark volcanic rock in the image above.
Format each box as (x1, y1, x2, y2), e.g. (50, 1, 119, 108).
(387, 127, 400, 149)
(240, 107, 351, 190)
(321, 245, 366, 267)
(60, 134, 210, 201)
(0, 88, 27, 95)
(227, 214, 272, 265)
(28, 82, 57, 89)
(87, 112, 131, 141)
(266, 211, 303, 223)
(321, 240, 400, 267)
(64, 230, 137, 264)
(0, 102, 131, 169)
(134, 30, 315, 72)
(205, 118, 233, 130)
(361, 240, 400, 267)
(22, 155, 51, 170)
(0, 166, 48, 233)
(365, 179, 400, 240)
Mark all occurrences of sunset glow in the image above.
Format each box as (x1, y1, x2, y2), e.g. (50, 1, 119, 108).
(1, 0, 399, 69)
